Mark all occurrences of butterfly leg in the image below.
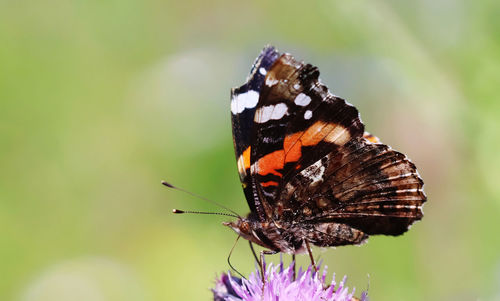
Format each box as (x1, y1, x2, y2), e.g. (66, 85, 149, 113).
(249, 241, 272, 283)
(305, 239, 318, 273)
(249, 242, 260, 265)
(259, 250, 277, 285)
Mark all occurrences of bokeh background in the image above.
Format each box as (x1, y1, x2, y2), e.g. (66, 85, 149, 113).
(1, 1, 499, 300)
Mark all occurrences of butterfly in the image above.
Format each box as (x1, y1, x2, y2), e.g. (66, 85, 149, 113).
(224, 46, 426, 264)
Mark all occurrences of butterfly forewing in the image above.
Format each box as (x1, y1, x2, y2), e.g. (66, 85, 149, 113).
(248, 54, 365, 218)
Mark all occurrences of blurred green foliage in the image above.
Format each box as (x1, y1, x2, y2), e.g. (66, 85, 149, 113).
(1, 0, 499, 300)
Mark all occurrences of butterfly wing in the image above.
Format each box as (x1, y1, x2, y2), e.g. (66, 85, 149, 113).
(232, 47, 426, 238)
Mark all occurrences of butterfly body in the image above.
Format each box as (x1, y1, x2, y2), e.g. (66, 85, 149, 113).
(226, 46, 426, 255)
(225, 214, 368, 254)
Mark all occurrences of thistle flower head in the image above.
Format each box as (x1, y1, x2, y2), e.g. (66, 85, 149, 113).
(213, 260, 368, 301)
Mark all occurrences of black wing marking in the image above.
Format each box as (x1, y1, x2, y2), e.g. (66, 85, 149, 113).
(231, 46, 280, 215)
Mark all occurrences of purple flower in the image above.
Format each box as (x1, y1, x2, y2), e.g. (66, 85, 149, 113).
(213, 260, 368, 301)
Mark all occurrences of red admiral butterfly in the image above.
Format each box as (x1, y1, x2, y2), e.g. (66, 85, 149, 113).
(224, 46, 426, 262)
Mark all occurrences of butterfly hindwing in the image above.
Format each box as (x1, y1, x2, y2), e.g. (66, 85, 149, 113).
(281, 137, 425, 237)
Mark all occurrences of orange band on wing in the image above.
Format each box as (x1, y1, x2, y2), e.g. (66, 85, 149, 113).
(261, 181, 279, 187)
(255, 121, 347, 177)
(242, 146, 251, 170)
(256, 150, 284, 176)
(256, 133, 303, 177)
(283, 132, 303, 163)
(363, 132, 380, 144)
(302, 121, 334, 146)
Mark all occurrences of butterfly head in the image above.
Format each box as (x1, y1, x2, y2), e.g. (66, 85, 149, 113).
(223, 217, 279, 251)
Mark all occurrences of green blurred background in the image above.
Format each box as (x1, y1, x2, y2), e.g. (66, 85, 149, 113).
(1, 0, 499, 300)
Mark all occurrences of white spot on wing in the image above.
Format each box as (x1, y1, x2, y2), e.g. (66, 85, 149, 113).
(250, 163, 257, 175)
(398, 188, 420, 193)
(386, 173, 416, 180)
(294, 93, 311, 106)
(231, 90, 259, 114)
(304, 110, 313, 120)
(237, 154, 246, 177)
(270, 103, 288, 120)
(301, 160, 325, 185)
(255, 103, 288, 123)
(259, 67, 266, 75)
(395, 205, 418, 209)
(266, 77, 279, 86)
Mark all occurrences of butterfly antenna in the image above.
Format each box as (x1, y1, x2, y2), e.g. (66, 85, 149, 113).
(172, 209, 238, 218)
(162, 180, 241, 218)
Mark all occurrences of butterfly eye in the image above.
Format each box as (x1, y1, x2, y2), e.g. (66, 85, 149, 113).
(240, 221, 250, 232)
